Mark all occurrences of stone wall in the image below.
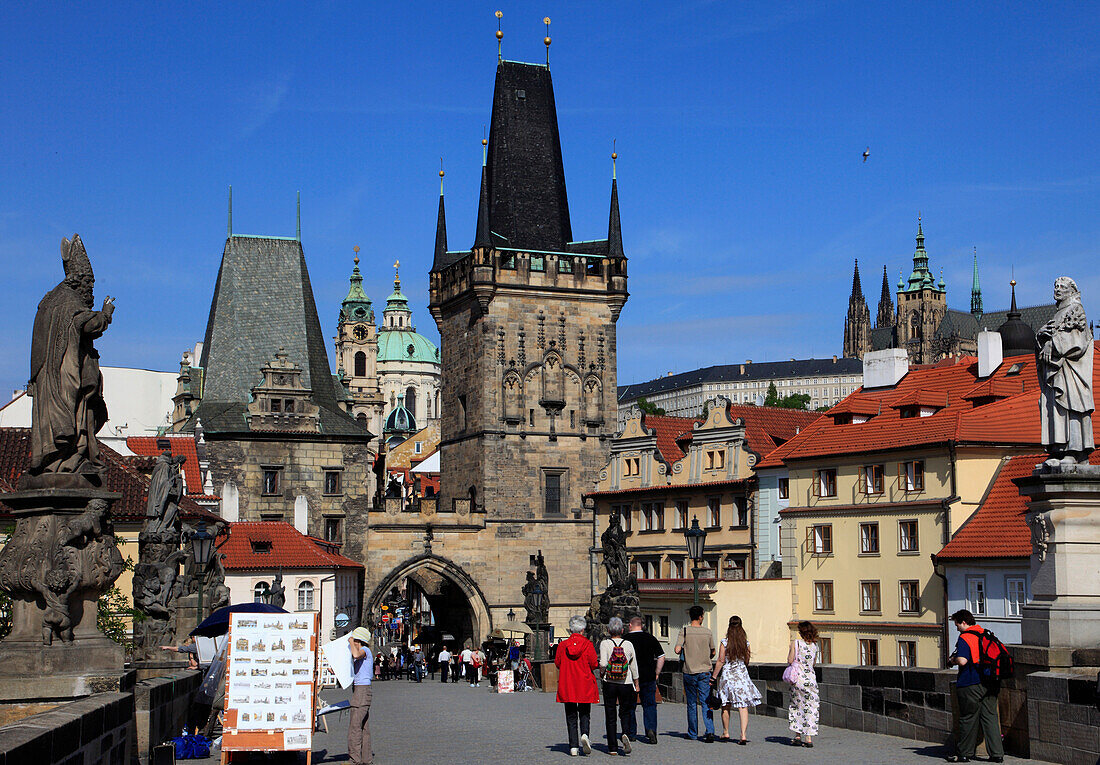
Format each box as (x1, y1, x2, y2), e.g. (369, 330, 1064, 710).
(134, 670, 202, 763)
(0, 691, 133, 764)
(1025, 670, 1100, 764)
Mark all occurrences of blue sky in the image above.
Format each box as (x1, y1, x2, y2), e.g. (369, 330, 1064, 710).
(2, 1, 1098, 399)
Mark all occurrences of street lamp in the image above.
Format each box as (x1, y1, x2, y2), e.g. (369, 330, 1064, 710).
(190, 522, 215, 629)
(507, 608, 516, 623)
(683, 516, 708, 605)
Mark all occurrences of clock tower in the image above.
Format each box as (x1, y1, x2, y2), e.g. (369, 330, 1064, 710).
(335, 248, 385, 435)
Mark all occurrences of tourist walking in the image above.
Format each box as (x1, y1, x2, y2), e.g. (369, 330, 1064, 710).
(413, 648, 425, 682)
(599, 616, 640, 756)
(438, 647, 451, 683)
(623, 615, 665, 745)
(710, 615, 761, 743)
(451, 652, 461, 682)
(472, 646, 485, 687)
(347, 627, 375, 765)
(674, 605, 716, 742)
(945, 609, 1005, 763)
(787, 620, 820, 748)
(461, 644, 474, 685)
(555, 615, 599, 757)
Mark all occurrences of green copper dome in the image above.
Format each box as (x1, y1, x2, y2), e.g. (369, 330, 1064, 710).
(340, 256, 374, 323)
(377, 329, 439, 364)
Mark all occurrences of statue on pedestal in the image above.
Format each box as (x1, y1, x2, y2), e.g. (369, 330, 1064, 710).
(1036, 277, 1095, 467)
(586, 509, 640, 646)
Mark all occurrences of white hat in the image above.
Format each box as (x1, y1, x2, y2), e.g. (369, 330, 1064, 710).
(350, 626, 371, 643)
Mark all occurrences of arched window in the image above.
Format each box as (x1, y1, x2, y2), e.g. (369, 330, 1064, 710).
(405, 386, 417, 418)
(297, 581, 315, 611)
(354, 351, 366, 377)
(254, 581, 270, 603)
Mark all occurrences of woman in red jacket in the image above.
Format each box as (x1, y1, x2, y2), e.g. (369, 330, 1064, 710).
(556, 615, 600, 756)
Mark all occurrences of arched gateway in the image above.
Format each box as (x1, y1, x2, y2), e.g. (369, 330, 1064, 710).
(365, 554, 492, 647)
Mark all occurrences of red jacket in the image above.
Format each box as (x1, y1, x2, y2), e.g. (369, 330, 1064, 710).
(555, 633, 599, 704)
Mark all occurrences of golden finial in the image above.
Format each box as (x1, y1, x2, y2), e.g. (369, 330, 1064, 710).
(544, 17, 551, 66)
(482, 126, 488, 165)
(394, 259, 401, 287)
(495, 10, 503, 59)
(1010, 279, 1017, 287)
(611, 139, 618, 180)
(353, 245, 360, 266)
(439, 157, 445, 195)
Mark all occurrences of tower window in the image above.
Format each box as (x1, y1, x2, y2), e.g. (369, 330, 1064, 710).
(354, 351, 366, 377)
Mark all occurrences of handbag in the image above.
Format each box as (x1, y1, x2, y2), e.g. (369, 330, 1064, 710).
(782, 661, 801, 685)
(705, 684, 722, 710)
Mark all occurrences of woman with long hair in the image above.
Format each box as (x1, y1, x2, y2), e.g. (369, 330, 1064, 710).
(710, 615, 762, 743)
(787, 620, 821, 747)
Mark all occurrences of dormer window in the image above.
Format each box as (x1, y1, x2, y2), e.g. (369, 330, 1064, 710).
(250, 540, 272, 554)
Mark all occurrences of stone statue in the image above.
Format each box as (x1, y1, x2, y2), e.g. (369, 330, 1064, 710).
(522, 572, 540, 624)
(1036, 277, 1095, 466)
(601, 509, 632, 589)
(146, 452, 185, 536)
(270, 570, 286, 609)
(133, 550, 188, 628)
(23, 235, 115, 489)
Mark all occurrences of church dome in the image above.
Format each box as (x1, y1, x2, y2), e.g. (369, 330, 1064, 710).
(998, 282, 1035, 357)
(384, 405, 417, 436)
(378, 329, 439, 364)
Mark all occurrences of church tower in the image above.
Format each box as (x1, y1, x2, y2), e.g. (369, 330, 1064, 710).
(970, 249, 983, 318)
(895, 216, 947, 364)
(334, 248, 385, 435)
(875, 264, 895, 329)
(843, 260, 871, 359)
(425, 57, 628, 630)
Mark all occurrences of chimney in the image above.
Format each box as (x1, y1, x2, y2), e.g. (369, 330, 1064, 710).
(832, 355, 838, 363)
(863, 349, 909, 389)
(977, 330, 1003, 378)
(294, 495, 309, 535)
(220, 481, 239, 523)
(745, 360, 752, 364)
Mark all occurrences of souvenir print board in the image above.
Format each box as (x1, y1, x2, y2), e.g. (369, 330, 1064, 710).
(221, 612, 319, 762)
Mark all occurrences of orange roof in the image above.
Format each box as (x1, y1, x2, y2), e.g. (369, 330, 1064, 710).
(756, 349, 1100, 468)
(936, 450, 1100, 560)
(220, 521, 363, 571)
(641, 414, 700, 465)
(721, 404, 821, 459)
(827, 397, 881, 417)
(0, 427, 220, 525)
(127, 434, 204, 495)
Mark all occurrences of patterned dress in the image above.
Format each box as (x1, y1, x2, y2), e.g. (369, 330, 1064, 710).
(716, 639, 762, 708)
(788, 639, 820, 736)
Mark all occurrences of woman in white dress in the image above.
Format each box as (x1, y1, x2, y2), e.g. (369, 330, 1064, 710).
(787, 620, 821, 747)
(710, 615, 762, 743)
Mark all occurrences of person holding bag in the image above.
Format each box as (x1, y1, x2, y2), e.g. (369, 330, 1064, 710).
(710, 615, 761, 744)
(555, 615, 600, 756)
(786, 621, 820, 747)
(599, 616, 640, 755)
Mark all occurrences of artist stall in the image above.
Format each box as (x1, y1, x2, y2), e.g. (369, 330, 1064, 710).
(220, 612, 320, 763)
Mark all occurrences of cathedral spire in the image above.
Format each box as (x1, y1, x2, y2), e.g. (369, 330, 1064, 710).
(607, 150, 623, 260)
(432, 165, 448, 271)
(876, 264, 895, 328)
(850, 259, 866, 304)
(970, 247, 983, 316)
(844, 259, 871, 359)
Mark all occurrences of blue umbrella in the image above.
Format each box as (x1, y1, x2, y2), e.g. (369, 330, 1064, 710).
(189, 602, 288, 638)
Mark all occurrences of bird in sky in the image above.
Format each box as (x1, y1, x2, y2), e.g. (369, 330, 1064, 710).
(862, 147, 870, 162)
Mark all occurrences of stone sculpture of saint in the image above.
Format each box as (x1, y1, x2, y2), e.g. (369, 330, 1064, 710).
(1036, 277, 1095, 466)
(270, 570, 286, 609)
(522, 571, 539, 624)
(146, 452, 186, 536)
(25, 235, 114, 486)
(534, 550, 550, 623)
(601, 509, 631, 589)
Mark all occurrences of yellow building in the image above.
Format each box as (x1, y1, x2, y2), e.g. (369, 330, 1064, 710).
(588, 398, 818, 652)
(760, 350, 1044, 667)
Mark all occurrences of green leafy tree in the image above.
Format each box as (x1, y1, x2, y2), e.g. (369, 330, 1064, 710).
(762, 382, 812, 410)
(97, 555, 143, 657)
(764, 382, 780, 407)
(636, 397, 666, 416)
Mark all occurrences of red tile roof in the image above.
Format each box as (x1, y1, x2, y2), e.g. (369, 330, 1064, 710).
(127, 434, 204, 495)
(756, 349, 1100, 468)
(936, 450, 1100, 560)
(0, 427, 220, 525)
(641, 414, 700, 465)
(220, 521, 363, 570)
(720, 404, 822, 459)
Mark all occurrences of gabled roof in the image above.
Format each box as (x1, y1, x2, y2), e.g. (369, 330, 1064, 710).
(757, 347, 1100, 467)
(718, 404, 822, 458)
(934, 455, 1039, 560)
(220, 521, 362, 571)
(641, 414, 699, 465)
(0, 427, 220, 525)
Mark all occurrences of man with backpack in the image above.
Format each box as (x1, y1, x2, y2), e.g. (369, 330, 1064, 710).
(945, 609, 1007, 763)
(599, 616, 640, 756)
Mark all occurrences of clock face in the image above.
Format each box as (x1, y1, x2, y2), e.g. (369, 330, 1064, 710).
(353, 325, 368, 341)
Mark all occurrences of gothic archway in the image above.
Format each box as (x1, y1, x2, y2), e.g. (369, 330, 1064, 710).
(365, 553, 493, 647)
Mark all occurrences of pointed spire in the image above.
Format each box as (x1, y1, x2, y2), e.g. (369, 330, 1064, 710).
(432, 165, 449, 271)
(473, 161, 492, 249)
(970, 247, 983, 316)
(607, 148, 623, 260)
(876, 264, 895, 329)
(227, 185, 233, 236)
(850, 259, 865, 302)
(879, 265, 891, 303)
(916, 212, 924, 247)
(296, 191, 301, 241)
(1009, 279, 1019, 315)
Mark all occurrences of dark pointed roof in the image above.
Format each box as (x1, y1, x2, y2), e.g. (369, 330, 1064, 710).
(849, 260, 866, 305)
(999, 282, 1036, 357)
(473, 163, 492, 249)
(879, 265, 892, 305)
(192, 235, 370, 437)
(607, 179, 623, 259)
(485, 61, 572, 251)
(432, 193, 448, 270)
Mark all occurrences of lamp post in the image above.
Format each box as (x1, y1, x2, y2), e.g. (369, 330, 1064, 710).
(507, 608, 516, 623)
(684, 516, 708, 606)
(190, 522, 215, 630)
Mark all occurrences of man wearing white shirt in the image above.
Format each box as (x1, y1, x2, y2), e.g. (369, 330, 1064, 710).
(460, 646, 474, 685)
(438, 647, 452, 683)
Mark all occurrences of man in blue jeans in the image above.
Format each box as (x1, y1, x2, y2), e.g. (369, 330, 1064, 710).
(674, 605, 715, 742)
(624, 615, 666, 744)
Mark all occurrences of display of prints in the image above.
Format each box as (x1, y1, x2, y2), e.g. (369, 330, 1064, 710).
(497, 669, 514, 693)
(222, 612, 319, 757)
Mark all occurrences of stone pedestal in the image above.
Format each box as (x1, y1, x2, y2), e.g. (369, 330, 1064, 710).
(1014, 464, 1100, 649)
(0, 488, 126, 701)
